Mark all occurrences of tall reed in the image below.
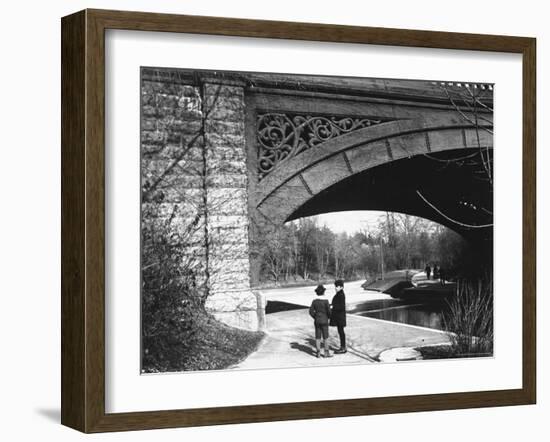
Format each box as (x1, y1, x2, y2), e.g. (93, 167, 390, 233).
(443, 275, 493, 356)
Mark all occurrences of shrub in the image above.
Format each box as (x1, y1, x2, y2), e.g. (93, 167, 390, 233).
(140, 209, 264, 373)
(141, 211, 207, 373)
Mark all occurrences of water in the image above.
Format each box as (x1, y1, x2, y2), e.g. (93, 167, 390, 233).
(357, 301, 448, 331)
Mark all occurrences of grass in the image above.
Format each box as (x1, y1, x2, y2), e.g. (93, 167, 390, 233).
(142, 314, 265, 373)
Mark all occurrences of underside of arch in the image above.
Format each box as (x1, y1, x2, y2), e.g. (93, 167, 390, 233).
(288, 148, 493, 241)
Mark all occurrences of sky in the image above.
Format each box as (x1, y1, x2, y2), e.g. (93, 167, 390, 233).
(307, 210, 387, 234)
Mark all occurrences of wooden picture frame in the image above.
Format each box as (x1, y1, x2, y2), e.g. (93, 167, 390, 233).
(61, 8, 536, 433)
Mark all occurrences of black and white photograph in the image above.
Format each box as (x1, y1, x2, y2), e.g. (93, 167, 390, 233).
(2, 0, 545, 439)
(140, 67, 494, 373)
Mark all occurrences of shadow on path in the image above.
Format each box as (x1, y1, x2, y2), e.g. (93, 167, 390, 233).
(266, 301, 307, 314)
(290, 339, 317, 357)
(345, 344, 379, 362)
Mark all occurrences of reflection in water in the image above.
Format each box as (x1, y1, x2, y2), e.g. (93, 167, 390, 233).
(358, 303, 447, 331)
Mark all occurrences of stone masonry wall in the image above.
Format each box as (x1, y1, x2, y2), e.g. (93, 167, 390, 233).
(141, 75, 208, 291)
(202, 83, 258, 329)
(141, 69, 259, 330)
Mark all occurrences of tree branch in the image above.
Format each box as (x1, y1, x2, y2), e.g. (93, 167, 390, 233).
(416, 190, 493, 229)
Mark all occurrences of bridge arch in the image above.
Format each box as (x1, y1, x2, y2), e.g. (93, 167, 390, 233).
(252, 116, 493, 227)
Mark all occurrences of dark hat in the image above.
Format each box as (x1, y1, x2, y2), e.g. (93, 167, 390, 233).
(314, 284, 326, 295)
(334, 279, 345, 287)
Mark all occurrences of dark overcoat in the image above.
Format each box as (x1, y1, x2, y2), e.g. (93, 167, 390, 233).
(330, 291, 346, 327)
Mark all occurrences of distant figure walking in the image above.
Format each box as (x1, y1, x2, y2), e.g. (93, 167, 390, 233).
(425, 265, 432, 280)
(309, 285, 332, 358)
(433, 265, 439, 280)
(330, 280, 347, 354)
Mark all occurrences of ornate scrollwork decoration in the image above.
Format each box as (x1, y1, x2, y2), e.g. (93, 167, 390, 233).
(257, 113, 386, 179)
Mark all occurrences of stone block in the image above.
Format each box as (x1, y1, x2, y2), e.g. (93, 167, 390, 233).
(202, 144, 246, 163)
(207, 216, 247, 232)
(179, 245, 207, 260)
(142, 201, 203, 219)
(346, 140, 389, 174)
(426, 128, 464, 151)
(141, 143, 203, 162)
(154, 93, 180, 109)
(141, 80, 197, 97)
(221, 226, 249, 240)
(208, 243, 250, 261)
(142, 157, 202, 178)
(171, 107, 200, 119)
(209, 271, 252, 292)
(162, 118, 202, 135)
(145, 105, 201, 120)
(141, 131, 203, 151)
(463, 127, 493, 149)
(257, 175, 313, 225)
(206, 174, 247, 189)
(206, 132, 246, 152)
(209, 257, 250, 274)
(209, 310, 260, 331)
(174, 224, 206, 244)
(154, 127, 202, 145)
(144, 185, 204, 205)
(204, 91, 245, 122)
(204, 84, 244, 99)
(141, 80, 163, 93)
(142, 214, 205, 242)
(143, 174, 203, 193)
(208, 188, 248, 210)
(388, 132, 430, 159)
(207, 215, 248, 229)
(206, 290, 257, 312)
(183, 249, 207, 262)
(207, 160, 247, 176)
(205, 119, 246, 137)
(141, 118, 157, 131)
(141, 91, 155, 107)
(141, 130, 167, 145)
(142, 105, 157, 117)
(301, 153, 350, 195)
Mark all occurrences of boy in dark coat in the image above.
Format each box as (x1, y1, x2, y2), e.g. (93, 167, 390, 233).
(309, 284, 332, 358)
(330, 279, 347, 354)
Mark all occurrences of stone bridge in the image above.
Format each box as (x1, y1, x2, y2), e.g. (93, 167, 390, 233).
(141, 68, 493, 330)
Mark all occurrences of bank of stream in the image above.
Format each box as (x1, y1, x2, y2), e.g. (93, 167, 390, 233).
(354, 298, 448, 331)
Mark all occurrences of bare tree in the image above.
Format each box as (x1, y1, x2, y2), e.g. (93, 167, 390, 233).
(416, 82, 494, 231)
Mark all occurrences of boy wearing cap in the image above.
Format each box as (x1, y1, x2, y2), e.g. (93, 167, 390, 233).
(309, 284, 332, 358)
(330, 279, 347, 354)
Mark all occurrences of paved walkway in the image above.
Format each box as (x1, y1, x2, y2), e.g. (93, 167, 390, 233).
(233, 307, 450, 370)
